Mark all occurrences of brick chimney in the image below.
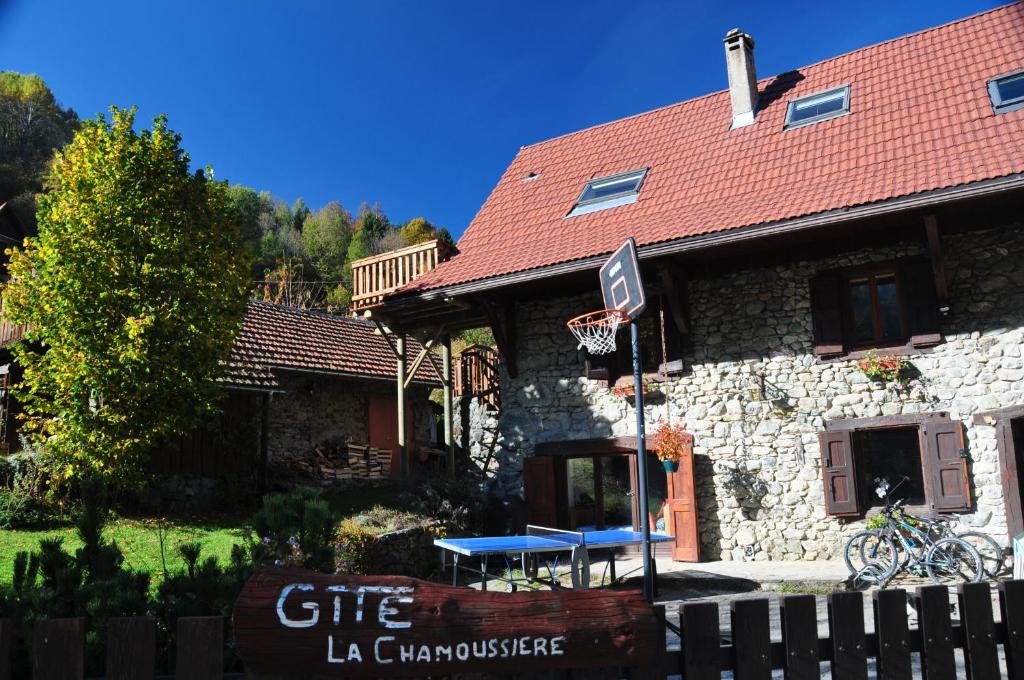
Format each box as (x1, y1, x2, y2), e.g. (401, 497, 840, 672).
(724, 29, 758, 128)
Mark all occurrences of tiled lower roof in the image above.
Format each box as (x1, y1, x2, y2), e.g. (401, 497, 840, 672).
(220, 301, 441, 390)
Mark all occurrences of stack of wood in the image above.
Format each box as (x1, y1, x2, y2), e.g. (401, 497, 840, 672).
(288, 442, 394, 485)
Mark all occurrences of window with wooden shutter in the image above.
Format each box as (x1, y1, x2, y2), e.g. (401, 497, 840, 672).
(809, 273, 844, 356)
(920, 419, 970, 513)
(899, 258, 942, 348)
(818, 430, 860, 517)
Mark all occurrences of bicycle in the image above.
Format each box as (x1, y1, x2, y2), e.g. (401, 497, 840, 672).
(910, 513, 1008, 579)
(843, 477, 983, 587)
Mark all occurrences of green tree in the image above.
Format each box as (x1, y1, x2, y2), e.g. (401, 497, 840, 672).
(0, 72, 80, 227)
(2, 107, 251, 484)
(398, 216, 437, 246)
(301, 201, 352, 281)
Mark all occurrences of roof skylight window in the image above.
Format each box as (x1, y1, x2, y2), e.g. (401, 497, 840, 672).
(568, 168, 647, 217)
(784, 85, 850, 129)
(989, 69, 1024, 113)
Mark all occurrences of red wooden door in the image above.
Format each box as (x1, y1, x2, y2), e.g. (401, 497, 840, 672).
(665, 434, 699, 562)
(367, 394, 413, 478)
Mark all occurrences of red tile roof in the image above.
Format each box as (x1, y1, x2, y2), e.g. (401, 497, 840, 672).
(405, 4, 1024, 294)
(223, 301, 441, 389)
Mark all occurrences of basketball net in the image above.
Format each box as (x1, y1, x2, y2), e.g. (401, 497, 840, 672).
(566, 309, 629, 355)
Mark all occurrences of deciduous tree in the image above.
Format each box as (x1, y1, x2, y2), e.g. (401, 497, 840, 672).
(3, 107, 250, 484)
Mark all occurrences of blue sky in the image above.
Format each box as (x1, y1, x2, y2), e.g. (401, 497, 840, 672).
(0, 0, 1001, 238)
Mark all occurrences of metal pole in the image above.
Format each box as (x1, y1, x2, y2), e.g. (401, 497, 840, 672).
(630, 320, 654, 603)
(442, 334, 455, 477)
(397, 334, 407, 477)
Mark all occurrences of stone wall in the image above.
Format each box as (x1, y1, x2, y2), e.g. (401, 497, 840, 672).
(491, 221, 1024, 560)
(267, 371, 435, 464)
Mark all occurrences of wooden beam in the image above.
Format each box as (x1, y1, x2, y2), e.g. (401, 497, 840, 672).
(404, 331, 443, 390)
(442, 335, 455, 478)
(396, 334, 408, 477)
(924, 215, 950, 314)
(481, 298, 518, 379)
(372, 321, 403, 360)
(656, 265, 691, 337)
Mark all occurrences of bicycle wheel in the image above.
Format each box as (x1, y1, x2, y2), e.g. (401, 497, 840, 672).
(925, 537, 983, 586)
(844, 531, 898, 584)
(957, 531, 1007, 579)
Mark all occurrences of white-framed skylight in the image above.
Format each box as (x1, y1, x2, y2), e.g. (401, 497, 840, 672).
(784, 85, 851, 130)
(989, 69, 1024, 113)
(568, 168, 648, 217)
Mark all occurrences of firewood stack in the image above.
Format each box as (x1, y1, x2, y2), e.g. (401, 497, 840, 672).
(288, 442, 393, 484)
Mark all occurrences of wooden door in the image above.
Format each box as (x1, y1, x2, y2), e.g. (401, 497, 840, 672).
(367, 394, 414, 478)
(665, 434, 699, 562)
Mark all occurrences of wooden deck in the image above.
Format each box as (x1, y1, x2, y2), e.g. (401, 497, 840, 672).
(350, 239, 451, 312)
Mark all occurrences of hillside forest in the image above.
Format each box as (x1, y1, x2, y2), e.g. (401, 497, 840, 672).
(0, 70, 454, 312)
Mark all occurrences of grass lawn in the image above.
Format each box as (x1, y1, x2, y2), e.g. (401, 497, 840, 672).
(0, 480, 422, 588)
(0, 514, 248, 587)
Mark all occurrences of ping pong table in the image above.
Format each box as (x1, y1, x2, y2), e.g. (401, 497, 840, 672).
(433, 525, 674, 591)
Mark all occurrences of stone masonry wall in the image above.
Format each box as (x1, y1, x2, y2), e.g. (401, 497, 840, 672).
(492, 221, 1024, 560)
(267, 371, 434, 464)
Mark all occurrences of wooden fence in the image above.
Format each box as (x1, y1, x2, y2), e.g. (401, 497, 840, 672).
(3, 581, 1024, 678)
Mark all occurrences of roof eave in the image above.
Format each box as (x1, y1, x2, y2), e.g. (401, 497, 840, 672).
(393, 171, 1024, 304)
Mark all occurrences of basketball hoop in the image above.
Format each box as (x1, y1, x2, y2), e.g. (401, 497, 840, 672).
(566, 309, 629, 355)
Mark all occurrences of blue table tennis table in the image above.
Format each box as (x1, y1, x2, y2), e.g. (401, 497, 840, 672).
(434, 525, 674, 591)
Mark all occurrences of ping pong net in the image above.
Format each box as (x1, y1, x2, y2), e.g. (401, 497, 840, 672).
(525, 525, 586, 547)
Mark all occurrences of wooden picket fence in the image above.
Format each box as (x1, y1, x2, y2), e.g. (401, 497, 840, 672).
(3, 581, 1024, 678)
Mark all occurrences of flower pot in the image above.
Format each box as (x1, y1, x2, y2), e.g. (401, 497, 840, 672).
(662, 459, 679, 473)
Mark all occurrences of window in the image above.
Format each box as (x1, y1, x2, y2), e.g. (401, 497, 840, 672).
(819, 416, 970, 518)
(568, 168, 647, 217)
(846, 269, 903, 346)
(810, 257, 941, 358)
(584, 294, 686, 381)
(989, 69, 1024, 113)
(784, 85, 850, 129)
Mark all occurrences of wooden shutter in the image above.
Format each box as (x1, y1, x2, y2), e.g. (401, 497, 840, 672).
(818, 430, 860, 517)
(899, 258, 942, 348)
(996, 420, 1024, 538)
(921, 419, 970, 512)
(523, 455, 559, 527)
(666, 434, 700, 561)
(809, 273, 844, 356)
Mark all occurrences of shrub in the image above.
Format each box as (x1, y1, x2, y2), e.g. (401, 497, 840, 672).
(406, 477, 486, 535)
(0, 443, 74, 529)
(333, 506, 438, 578)
(248, 486, 335, 571)
(0, 476, 150, 675)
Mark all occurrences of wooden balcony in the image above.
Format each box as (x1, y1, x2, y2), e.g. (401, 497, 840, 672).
(350, 239, 452, 312)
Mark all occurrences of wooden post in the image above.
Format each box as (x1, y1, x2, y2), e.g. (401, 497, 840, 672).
(33, 618, 83, 680)
(1000, 580, 1024, 680)
(107, 616, 155, 680)
(827, 591, 867, 680)
(916, 585, 956, 680)
(442, 334, 455, 477)
(0, 618, 11, 680)
(959, 582, 999, 680)
(397, 334, 408, 477)
(176, 616, 222, 680)
(780, 594, 819, 680)
(257, 392, 271, 496)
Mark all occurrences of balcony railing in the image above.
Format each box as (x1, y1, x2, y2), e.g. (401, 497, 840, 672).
(454, 345, 500, 411)
(350, 239, 451, 312)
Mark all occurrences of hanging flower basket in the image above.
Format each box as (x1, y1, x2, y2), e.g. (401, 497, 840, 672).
(651, 420, 689, 473)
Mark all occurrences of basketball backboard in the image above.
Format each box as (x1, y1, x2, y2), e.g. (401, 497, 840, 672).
(599, 237, 646, 320)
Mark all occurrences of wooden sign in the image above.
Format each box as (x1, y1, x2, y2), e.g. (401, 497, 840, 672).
(233, 567, 659, 677)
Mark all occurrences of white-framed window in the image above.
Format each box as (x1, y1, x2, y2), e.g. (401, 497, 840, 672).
(784, 85, 851, 130)
(568, 168, 648, 217)
(989, 69, 1024, 113)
